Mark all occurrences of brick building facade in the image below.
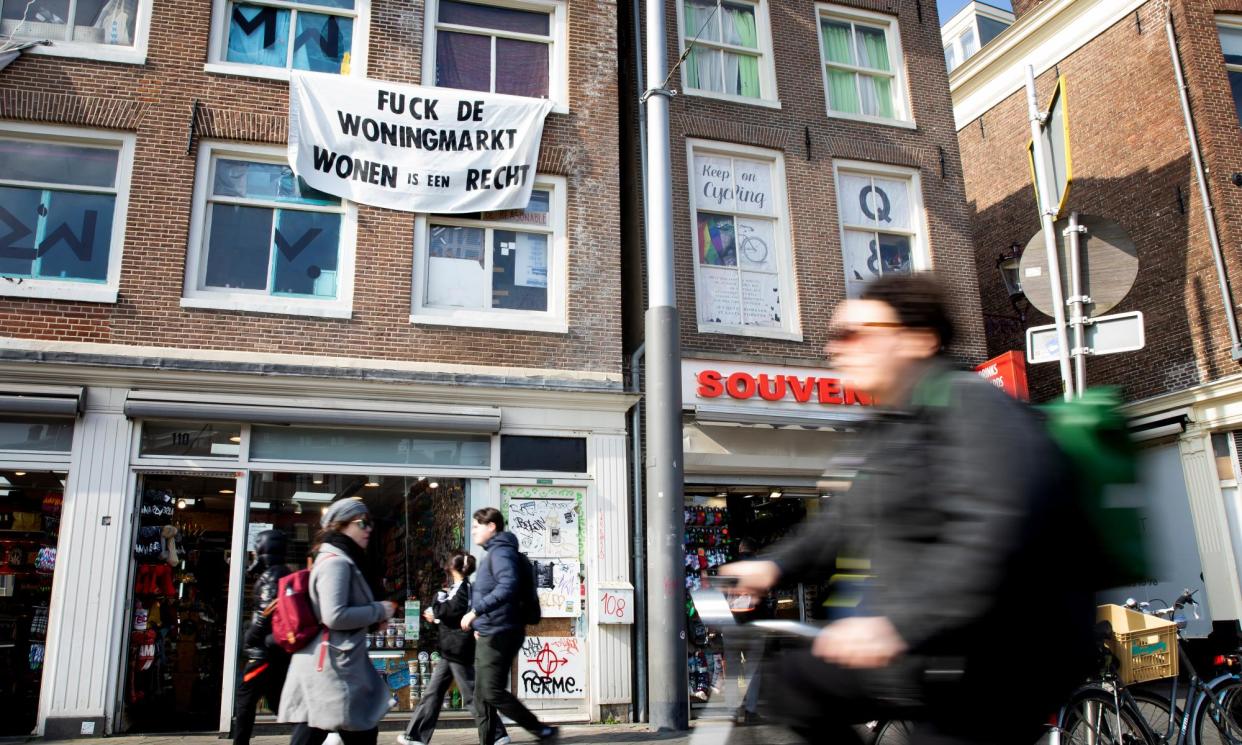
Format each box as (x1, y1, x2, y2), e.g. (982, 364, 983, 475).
(0, 0, 633, 736)
(618, 0, 986, 709)
(952, 0, 1242, 641)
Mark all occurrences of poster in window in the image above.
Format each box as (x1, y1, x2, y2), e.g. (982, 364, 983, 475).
(741, 272, 781, 327)
(842, 229, 879, 284)
(697, 212, 737, 266)
(427, 225, 487, 308)
(698, 265, 742, 326)
(694, 154, 735, 211)
(512, 232, 548, 288)
(732, 158, 774, 216)
(872, 178, 910, 230)
(838, 174, 872, 226)
(735, 217, 776, 272)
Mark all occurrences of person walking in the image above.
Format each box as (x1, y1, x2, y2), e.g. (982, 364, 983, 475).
(279, 497, 397, 745)
(233, 529, 293, 745)
(460, 507, 557, 745)
(397, 552, 509, 745)
(722, 273, 1096, 745)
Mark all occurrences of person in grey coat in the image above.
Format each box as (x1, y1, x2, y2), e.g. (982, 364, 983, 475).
(279, 497, 397, 745)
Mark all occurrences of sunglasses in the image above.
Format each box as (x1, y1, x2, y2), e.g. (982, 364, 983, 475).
(352, 517, 374, 530)
(826, 321, 905, 344)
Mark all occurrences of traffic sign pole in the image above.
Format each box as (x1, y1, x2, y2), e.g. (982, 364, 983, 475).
(1026, 65, 1074, 402)
(1067, 211, 1087, 396)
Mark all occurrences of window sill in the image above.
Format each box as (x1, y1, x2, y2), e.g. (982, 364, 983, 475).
(18, 42, 146, 65)
(681, 88, 782, 110)
(202, 62, 357, 83)
(826, 111, 917, 130)
(181, 295, 353, 319)
(410, 312, 568, 334)
(0, 280, 117, 303)
(696, 324, 804, 343)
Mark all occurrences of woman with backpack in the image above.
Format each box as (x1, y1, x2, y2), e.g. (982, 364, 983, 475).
(279, 497, 397, 745)
(396, 552, 508, 745)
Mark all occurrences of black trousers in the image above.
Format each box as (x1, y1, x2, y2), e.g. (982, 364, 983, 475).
(768, 647, 1047, 745)
(290, 723, 378, 745)
(404, 657, 507, 744)
(233, 656, 289, 745)
(474, 630, 545, 745)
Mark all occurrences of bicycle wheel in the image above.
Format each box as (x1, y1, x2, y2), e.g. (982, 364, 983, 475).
(871, 720, 913, 745)
(1129, 688, 1180, 740)
(1061, 689, 1156, 745)
(1195, 679, 1242, 745)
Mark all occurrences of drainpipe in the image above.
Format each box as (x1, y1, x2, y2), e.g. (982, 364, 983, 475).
(628, 342, 648, 723)
(1166, 9, 1242, 359)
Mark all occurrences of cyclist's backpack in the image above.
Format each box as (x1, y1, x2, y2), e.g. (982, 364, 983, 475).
(518, 552, 542, 626)
(1041, 388, 1152, 589)
(915, 373, 1151, 590)
(270, 557, 331, 653)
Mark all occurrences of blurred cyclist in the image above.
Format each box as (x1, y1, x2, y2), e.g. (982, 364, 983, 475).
(722, 273, 1094, 745)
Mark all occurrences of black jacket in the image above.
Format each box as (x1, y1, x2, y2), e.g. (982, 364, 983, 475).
(471, 531, 524, 635)
(243, 558, 292, 660)
(433, 580, 476, 663)
(769, 360, 1095, 709)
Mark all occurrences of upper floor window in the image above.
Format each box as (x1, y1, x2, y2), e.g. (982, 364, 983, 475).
(423, 0, 567, 109)
(207, 0, 366, 79)
(688, 140, 799, 340)
(1218, 19, 1242, 127)
(678, 0, 777, 105)
(0, 123, 134, 303)
(182, 142, 356, 318)
(412, 176, 567, 333)
(0, 0, 152, 63)
(833, 161, 927, 299)
(817, 4, 911, 127)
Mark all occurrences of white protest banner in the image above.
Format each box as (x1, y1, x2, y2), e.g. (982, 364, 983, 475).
(288, 71, 554, 213)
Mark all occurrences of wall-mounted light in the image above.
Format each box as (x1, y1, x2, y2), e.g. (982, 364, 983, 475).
(312, 473, 325, 485)
(365, 475, 380, 487)
(219, 489, 234, 495)
(428, 481, 440, 489)
(229, 435, 242, 443)
(769, 490, 783, 499)
(13, 471, 24, 477)
(996, 242, 1030, 321)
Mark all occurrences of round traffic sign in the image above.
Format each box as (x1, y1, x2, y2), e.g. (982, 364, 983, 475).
(1019, 215, 1138, 318)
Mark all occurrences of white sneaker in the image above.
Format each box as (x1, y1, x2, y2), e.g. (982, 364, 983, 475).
(495, 738, 512, 745)
(395, 736, 424, 745)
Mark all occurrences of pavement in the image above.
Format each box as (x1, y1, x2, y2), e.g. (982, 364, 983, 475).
(34, 722, 806, 745)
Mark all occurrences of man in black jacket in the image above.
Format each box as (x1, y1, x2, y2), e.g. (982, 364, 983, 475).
(232, 529, 292, 745)
(461, 508, 557, 745)
(723, 274, 1095, 744)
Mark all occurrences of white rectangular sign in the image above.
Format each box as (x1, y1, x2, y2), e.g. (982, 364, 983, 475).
(597, 586, 634, 625)
(1027, 311, 1145, 364)
(518, 635, 586, 699)
(506, 495, 579, 559)
(288, 72, 553, 213)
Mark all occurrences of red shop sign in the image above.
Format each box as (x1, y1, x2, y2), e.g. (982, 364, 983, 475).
(694, 369, 873, 407)
(974, 351, 1029, 401)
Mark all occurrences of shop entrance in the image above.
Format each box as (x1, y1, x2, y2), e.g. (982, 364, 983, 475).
(120, 472, 240, 733)
(682, 484, 825, 715)
(0, 469, 64, 736)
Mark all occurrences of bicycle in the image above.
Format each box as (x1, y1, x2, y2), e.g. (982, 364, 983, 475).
(737, 223, 768, 266)
(1052, 589, 1242, 745)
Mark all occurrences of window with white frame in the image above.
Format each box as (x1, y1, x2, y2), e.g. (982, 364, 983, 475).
(817, 5, 910, 125)
(424, 0, 566, 106)
(678, 0, 776, 103)
(688, 142, 797, 337)
(412, 177, 566, 332)
(1218, 18, 1242, 128)
(834, 162, 926, 299)
(0, 125, 134, 303)
(209, 0, 363, 76)
(0, 0, 152, 62)
(183, 143, 356, 318)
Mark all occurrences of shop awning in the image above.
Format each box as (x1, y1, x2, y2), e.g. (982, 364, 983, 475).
(692, 404, 869, 429)
(123, 391, 501, 433)
(0, 386, 84, 418)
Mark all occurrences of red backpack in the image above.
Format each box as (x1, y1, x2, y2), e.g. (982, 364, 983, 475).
(269, 557, 333, 654)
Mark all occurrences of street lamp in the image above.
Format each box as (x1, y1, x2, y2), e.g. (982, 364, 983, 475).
(996, 242, 1029, 321)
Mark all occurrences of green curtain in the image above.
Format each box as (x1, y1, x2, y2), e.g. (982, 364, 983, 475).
(827, 69, 858, 114)
(726, 6, 760, 97)
(685, 45, 704, 89)
(820, 20, 852, 65)
(683, 0, 718, 42)
(855, 25, 890, 71)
